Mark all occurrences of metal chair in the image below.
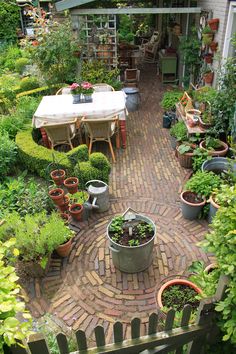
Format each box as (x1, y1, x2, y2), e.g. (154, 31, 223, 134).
(92, 83, 115, 92)
(43, 119, 78, 150)
(124, 68, 140, 87)
(81, 116, 120, 162)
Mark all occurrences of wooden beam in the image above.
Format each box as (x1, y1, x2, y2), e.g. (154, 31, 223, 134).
(55, 0, 95, 12)
(71, 7, 202, 15)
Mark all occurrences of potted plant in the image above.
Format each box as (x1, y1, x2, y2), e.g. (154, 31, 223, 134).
(68, 191, 89, 221)
(107, 208, 156, 273)
(161, 90, 183, 127)
(180, 190, 206, 220)
(203, 68, 214, 84)
(69, 82, 94, 103)
(199, 136, 228, 157)
(204, 53, 213, 64)
(49, 188, 65, 206)
(209, 184, 236, 222)
(157, 278, 202, 310)
(208, 18, 219, 31)
(50, 169, 66, 186)
(199, 108, 213, 129)
(169, 121, 188, 150)
(209, 41, 218, 52)
(202, 26, 214, 45)
(177, 142, 197, 169)
(64, 177, 79, 194)
(188, 261, 219, 297)
(57, 195, 70, 213)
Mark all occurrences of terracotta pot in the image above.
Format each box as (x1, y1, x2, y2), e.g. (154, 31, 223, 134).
(56, 238, 72, 257)
(199, 116, 213, 130)
(203, 72, 214, 84)
(64, 177, 79, 194)
(199, 140, 228, 157)
(180, 191, 206, 220)
(157, 278, 203, 309)
(59, 212, 70, 225)
(49, 188, 65, 206)
(69, 203, 84, 221)
(208, 18, 219, 31)
(57, 195, 70, 213)
(209, 41, 218, 52)
(204, 263, 218, 274)
(204, 53, 213, 64)
(50, 169, 66, 186)
(177, 144, 196, 169)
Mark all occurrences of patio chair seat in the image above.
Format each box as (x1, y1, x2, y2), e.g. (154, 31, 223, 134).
(43, 119, 78, 150)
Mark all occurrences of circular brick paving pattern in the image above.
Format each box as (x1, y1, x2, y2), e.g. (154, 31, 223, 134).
(26, 201, 210, 340)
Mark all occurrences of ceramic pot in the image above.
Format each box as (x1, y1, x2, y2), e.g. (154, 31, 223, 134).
(208, 194, 220, 223)
(64, 177, 79, 194)
(56, 238, 72, 257)
(59, 213, 70, 225)
(49, 188, 65, 206)
(180, 191, 206, 220)
(209, 42, 218, 52)
(50, 169, 66, 186)
(69, 203, 84, 221)
(157, 278, 203, 309)
(199, 140, 228, 157)
(72, 94, 82, 104)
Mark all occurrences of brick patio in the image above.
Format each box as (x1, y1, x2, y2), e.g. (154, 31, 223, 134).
(23, 64, 212, 343)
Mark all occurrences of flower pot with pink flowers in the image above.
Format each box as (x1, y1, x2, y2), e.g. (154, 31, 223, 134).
(70, 82, 94, 104)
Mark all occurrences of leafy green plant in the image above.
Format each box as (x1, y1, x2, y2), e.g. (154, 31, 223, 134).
(214, 184, 236, 207)
(192, 87, 217, 105)
(19, 76, 40, 92)
(178, 143, 194, 155)
(0, 212, 73, 267)
(188, 261, 219, 298)
(0, 238, 33, 351)
(128, 239, 140, 247)
(184, 171, 222, 198)
(192, 148, 211, 172)
(0, 131, 18, 179)
(202, 26, 213, 34)
(137, 222, 153, 238)
(162, 284, 199, 311)
(79, 61, 120, 89)
(109, 215, 124, 234)
(68, 191, 89, 205)
(161, 90, 183, 111)
(0, 174, 53, 218)
(169, 121, 187, 141)
(204, 136, 222, 150)
(118, 14, 134, 43)
(15, 57, 29, 74)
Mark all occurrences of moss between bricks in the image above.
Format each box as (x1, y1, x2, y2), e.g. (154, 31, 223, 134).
(16, 129, 111, 188)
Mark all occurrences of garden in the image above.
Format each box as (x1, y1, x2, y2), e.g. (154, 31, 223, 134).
(1, 1, 236, 353)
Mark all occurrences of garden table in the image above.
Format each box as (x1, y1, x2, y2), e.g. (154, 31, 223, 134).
(33, 91, 127, 148)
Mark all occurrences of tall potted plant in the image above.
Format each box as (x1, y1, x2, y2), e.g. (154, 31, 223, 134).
(107, 208, 156, 273)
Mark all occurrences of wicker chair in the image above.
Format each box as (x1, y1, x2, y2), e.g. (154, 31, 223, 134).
(81, 116, 120, 162)
(43, 119, 77, 150)
(92, 83, 115, 92)
(124, 68, 140, 87)
(56, 87, 71, 95)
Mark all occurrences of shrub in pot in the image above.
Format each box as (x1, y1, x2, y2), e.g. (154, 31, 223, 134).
(0, 212, 73, 275)
(107, 208, 156, 273)
(199, 136, 228, 157)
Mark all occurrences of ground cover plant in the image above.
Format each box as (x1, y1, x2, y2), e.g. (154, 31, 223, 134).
(162, 284, 199, 311)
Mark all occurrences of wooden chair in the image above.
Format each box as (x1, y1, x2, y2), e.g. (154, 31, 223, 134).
(81, 116, 120, 162)
(124, 68, 140, 87)
(92, 83, 115, 92)
(43, 119, 77, 150)
(143, 40, 160, 63)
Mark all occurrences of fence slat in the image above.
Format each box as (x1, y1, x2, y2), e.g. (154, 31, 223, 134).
(148, 313, 158, 335)
(164, 309, 175, 331)
(56, 333, 69, 354)
(27, 334, 50, 354)
(75, 329, 87, 351)
(131, 317, 141, 339)
(113, 321, 123, 343)
(95, 325, 105, 347)
(10, 344, 28, 354)
(181, 305, 192, 327)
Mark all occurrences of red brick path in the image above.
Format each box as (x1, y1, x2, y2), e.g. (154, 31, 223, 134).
(23, 64, 211, 343)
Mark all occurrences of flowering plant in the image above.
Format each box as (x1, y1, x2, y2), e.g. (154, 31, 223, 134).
(70, 82, 94, 95)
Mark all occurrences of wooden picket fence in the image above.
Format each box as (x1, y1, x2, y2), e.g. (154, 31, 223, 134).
(11, 275, 229, 354)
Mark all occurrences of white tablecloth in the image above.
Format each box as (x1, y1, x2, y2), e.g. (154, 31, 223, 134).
(33, 91, 127, 128)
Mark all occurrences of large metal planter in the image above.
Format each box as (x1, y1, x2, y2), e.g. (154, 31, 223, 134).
(202, 157, 236, 174)
(107, 208, 156, 273)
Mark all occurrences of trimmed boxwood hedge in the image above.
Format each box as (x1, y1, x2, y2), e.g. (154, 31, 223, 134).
(15, 129, 111, 186)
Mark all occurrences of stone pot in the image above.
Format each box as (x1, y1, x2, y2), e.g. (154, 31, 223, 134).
(180, 191, 206, 220)
(56, 238, 72, 257)
(50, 169, 66, 186)
(64, 177, 79, 194)
(199, 140, 228, 157)
(69, 203, 84, 221)
(49, 188, 65, 206)
(157, 278, 203, 309)
(107, 208, 156, 273)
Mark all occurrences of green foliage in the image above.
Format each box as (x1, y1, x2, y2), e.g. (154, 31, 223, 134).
(67, 144, 89, 163)
(0, 212, 73, 265)
(202, 26, 213, 34)
(0, 2, 20, 43)
(162, 284, 199, 311)
(161, 90, 183, 111)
(169, 121, 187, 141)
(204, 136, 222, 150)
(0, 73, 21, 112)
(15, 57, 29, 74)
(80, 61, 120, 89)
(68, 191, 89, 205)
(75, 161, 107, 189)
(192, 148, 211, 172)
(0, 238, 33, 350)
(214, 184, 236, 207)
(0, 131, 18, 179)
(118, 14, 134, 43)
(0, 173, 53, 218)
(30, 20, 78, 84)
(109, 215, 124, 234)
(185, 171, 222, 198)
(0, 46, 23, 71)
(201, 190, 236, 343)
(178, 143, 193, 155)
(16, 84, 60, 99)
(192, 87, 217, 104)
(89, 152, 111, 173)
(188, 261, 219, 298)
(19, 76, 40, 92)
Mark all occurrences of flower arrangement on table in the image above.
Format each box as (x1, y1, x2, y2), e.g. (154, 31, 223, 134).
(70, 82, 94, 103)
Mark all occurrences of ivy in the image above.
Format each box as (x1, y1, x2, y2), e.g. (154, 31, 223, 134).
(0, 1, 20, 43)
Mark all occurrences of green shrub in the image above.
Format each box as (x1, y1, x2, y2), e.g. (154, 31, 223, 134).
(89, 152, 111, 172)
(19, 77, 40, 92)
(0, 46, 22, 71)
(161, 90, 183, 111)
(15, 57, 29, 74)
(169, 121, 188, 141)
(75, 161, 101, 188)
(80, 61, 120, 89)
(0, 2, 20, 43)
(16, 84, 61, 98)
(0, 132, 17, 179)
(67, 144, 89, 163)
(185, 171, 222, 198)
